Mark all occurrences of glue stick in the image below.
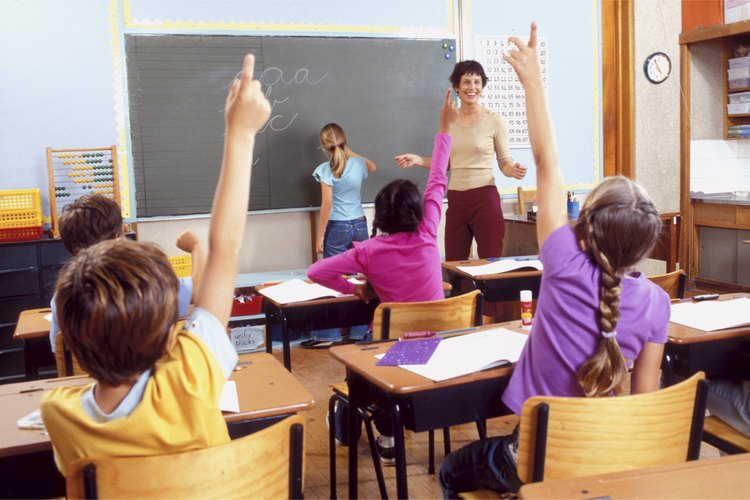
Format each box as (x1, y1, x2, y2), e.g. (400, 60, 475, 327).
(520, 290, 533, 330)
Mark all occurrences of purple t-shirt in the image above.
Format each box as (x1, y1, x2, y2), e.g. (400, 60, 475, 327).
(307, 133, 450, 303)
(502, 224, 670, 414)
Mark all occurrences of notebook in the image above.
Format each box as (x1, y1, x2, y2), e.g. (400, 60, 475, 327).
(670, 297, 750, 331)
(457, 259, 543, 277)
(258, 279, 345, 304)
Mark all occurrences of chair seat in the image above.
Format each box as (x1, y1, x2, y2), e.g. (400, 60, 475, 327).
(459, 489, 501, 499)
(703, 415, 750, 453)
(331, 382, 349, 397)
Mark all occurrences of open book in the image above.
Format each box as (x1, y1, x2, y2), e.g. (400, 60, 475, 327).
(258, 279, 345, 304)
(457, 258, 543, 277)
(377, 327, 528, 382)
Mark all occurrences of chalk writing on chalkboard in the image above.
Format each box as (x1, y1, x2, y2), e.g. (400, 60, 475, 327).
(126, 35, 454, 217)
(475, 36, 549, 148)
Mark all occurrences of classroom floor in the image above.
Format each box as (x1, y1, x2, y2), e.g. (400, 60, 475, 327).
(274, 343, 721, 499)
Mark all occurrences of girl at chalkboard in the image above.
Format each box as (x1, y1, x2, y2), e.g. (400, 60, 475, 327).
(308, 89, 459, 464)
(300, 123, 376, 349)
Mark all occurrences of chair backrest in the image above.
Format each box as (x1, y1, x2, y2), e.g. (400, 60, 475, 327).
(66, 414, 305, 499)
(516, 371, 707, 483)
(371, 290, 483, 340)
(647, 269, 687, 299)
(516, 187, 537, 215)
(54, 333, 86, 377)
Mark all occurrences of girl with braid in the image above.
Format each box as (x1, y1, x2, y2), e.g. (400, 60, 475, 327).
(439, 23, 670, 498)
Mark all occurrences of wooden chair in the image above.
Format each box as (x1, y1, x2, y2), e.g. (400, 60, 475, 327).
(329, 290, 483, 499)
(54, 333, 86, 377)
(647, 269, 687, 299)
(66, 414, 305, 499)
(516, 187, 537, 215)
(460, 372, 707, 498)
(702, 415, 750, 454)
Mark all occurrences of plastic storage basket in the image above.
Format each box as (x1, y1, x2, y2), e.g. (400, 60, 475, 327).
(168, 255, 192, 279)
(0, 189, 43, 242)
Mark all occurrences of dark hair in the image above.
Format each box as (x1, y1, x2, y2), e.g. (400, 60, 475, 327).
(449, 60, 488, 89)
(574, 176, 662, 397)
(319, 123, 348, 178)
(55, 239, 179, 387)
(58, 194, 123, 255)
(371, 179, 423, 237)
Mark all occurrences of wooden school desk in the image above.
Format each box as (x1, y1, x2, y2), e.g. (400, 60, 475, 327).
(663, 293, 750, 386)
(442, 258, 542, 302)
(12, 308, 55, 380)
(0, 352, 315, 498)
(330, 322, 525, 499)
(518, 453, 750, 499)
(261, 288, 380, 371)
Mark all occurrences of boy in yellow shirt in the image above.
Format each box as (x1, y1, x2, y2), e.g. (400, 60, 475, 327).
(40, 54, 271, 476)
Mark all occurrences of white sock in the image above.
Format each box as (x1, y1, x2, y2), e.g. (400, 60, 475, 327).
(377, 434, 394, 447)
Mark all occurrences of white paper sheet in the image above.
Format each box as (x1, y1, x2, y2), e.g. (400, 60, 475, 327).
(258, 279, 345, 304)
(670, 297, 750, 331)
(219, 380, 240, 413)
(377, 327, 529, 382)
(457, 259, 543, 277)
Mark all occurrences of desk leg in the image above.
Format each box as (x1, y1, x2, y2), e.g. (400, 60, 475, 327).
(280, 313, 291, 371)
(23, 341, 37, 380)
(348, 379, 360, 499)
(392, 401, 408, 499)
(264, 306, 274, 355)
(662, 346, 675, 387)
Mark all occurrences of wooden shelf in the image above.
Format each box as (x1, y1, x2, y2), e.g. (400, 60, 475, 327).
(729, 87, 750, 93)
(681, 19, 750, 44)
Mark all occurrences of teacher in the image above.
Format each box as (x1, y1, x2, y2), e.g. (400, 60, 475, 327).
(395, 60, 526, 261)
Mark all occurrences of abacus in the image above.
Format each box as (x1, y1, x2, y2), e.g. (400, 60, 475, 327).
(46, 146, 121, 237)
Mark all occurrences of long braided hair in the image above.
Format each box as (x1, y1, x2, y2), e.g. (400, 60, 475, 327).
(574, 176, 662, 397)
(319, 123, 348, 178)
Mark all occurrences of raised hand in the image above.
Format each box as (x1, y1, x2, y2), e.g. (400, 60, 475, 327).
(225, 54, 271, 136)
(439, 87, 459, 134)
(176, 230, 200, 253)
(502, 22, 541, 88)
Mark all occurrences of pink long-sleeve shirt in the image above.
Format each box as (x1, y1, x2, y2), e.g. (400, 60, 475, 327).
(308, 133, 451, 303)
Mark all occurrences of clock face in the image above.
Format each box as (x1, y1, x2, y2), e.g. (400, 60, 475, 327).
(644, 52, 671, 84)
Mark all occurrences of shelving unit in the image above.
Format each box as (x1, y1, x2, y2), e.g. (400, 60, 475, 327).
(680, 20, 750, 291)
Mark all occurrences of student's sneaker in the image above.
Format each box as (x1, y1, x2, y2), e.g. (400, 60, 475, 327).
(300, 339, 335, 349)
(377, 435, 396, 466)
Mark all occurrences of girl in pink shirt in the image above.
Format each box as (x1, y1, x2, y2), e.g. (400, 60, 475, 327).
(308, 89, 458, 464)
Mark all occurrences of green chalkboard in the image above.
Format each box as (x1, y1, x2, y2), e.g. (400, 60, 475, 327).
(126, 35, 456, 217)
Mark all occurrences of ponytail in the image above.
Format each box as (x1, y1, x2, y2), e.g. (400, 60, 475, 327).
(576, 232, 629, 397)
(319, 123, 348, 178)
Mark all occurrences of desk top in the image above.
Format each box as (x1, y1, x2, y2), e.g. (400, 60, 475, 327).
(0, 352, 314, 459)
(518, 453, 750, 499)
(329, 322, 524, 395)
(442, 259, 542, 281)
(13, 308, 52, 341)
(668, 293, 750, 345)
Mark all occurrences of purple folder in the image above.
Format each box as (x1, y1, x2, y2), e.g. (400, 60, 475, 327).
(376, 338, 442, 366)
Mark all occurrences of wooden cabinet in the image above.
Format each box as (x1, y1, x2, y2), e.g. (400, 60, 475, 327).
(0, 236, 71, 382)
(680, 20, 750, 288)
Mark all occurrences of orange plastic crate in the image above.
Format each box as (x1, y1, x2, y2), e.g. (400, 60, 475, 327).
(0, 189, 42, 242)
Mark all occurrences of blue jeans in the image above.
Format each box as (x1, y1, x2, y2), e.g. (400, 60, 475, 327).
(439, 428, 521, 499)
(311, 217, 369, 341)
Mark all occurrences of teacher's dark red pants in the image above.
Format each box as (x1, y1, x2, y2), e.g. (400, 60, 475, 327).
(445, 185, 505, 261)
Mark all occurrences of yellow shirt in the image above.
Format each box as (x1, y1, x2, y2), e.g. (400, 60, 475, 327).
(449, 108, 512, 191)
(40, 328, 230, 477)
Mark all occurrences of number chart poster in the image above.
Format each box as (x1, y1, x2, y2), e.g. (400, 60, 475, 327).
(475, 36, 549, 148)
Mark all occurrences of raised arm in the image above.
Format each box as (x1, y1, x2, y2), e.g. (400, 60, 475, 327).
(503, 23, 567, 247)
(347, 147, 377, 173)
(195, 54, 271, 326)
(176, 230, 204, 302)
(422, 89, 457, 237)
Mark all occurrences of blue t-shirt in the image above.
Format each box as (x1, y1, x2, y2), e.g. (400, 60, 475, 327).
(313, 156, 367, 221)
